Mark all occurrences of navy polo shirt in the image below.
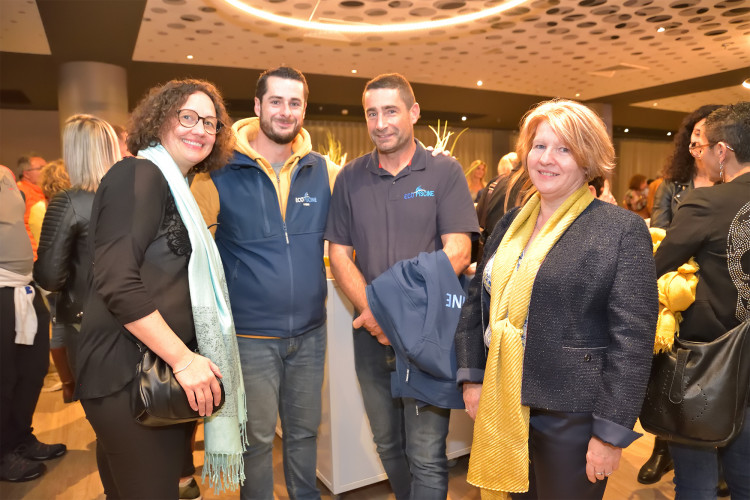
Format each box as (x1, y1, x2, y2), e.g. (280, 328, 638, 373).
(324, 140, 479, 284)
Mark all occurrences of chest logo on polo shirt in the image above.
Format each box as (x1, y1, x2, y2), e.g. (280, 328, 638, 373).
(404, 186, 435, 200)
(295, 192, 318, 206)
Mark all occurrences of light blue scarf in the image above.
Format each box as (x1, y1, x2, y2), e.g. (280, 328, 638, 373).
(139, 145, 247, 492)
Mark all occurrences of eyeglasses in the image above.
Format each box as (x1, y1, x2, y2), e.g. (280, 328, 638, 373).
(689, 141, 735, 158)
(688, 142, 714, 158)
(176, 109, 223, 135)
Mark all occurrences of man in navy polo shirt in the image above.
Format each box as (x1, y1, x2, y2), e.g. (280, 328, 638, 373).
(325, 73, 479, 500)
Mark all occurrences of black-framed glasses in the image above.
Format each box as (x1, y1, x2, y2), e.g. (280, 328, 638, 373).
(176, 109, 223, 135)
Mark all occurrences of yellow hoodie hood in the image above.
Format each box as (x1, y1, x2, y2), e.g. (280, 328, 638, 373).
(232, 117, 313, 219)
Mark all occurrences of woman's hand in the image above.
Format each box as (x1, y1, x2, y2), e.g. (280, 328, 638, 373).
(585, 436, 622, 483)
(173, 353, 223, 417)
(462, 383, 482, 420)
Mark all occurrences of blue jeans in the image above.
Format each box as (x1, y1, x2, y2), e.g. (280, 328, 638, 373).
(669, 407, 750, 499)
(352, 326, 451, 500)
(237, 324, 326, 500)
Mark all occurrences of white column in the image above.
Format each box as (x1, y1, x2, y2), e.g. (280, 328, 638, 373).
(58, 61, 128, 130)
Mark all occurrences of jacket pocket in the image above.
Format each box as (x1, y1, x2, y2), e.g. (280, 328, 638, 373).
(561, 345, 606, 376)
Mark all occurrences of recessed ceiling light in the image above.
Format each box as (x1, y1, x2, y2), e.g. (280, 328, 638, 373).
(624, 128, 629, 133)
(461, 116, 467, 122)
(341, 109, 349, 115)
(187, 55, 194, 59)
(575, 93, 581, 97)
(667, 132, 672, 136)
(224, 0, 530, 34)
(653, 102, 658, 107)
(477, 80, 483, 87)
(351, 69, 357, 74)
(743, 78, 750, 89)
(657, 27, 665, 33)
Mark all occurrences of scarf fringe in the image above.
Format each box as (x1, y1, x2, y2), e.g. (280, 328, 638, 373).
(202, 451, 245, 493)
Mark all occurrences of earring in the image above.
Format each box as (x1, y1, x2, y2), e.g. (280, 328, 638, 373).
(719, 161, 725, 183)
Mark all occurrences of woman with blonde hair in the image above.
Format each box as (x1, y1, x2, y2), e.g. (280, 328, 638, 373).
(466, 159, 487, 201)
(455, 99, 658, 499)
(35, 115, 120, 404)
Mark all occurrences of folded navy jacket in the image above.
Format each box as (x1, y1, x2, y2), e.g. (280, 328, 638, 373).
(366, 250, 466, 409)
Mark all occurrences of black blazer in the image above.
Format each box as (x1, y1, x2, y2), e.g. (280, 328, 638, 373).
(455, 199, 658, 444)
(655, 172, 750, 342)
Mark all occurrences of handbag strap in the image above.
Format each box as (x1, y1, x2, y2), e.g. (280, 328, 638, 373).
(669, 348, 690, 404)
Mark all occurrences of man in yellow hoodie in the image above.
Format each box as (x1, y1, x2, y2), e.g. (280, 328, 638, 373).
(192, 66, 338, 500)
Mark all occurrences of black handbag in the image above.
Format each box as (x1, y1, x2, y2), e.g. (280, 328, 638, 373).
(640, 320, 750, 447)
(132, 347, 225, 427)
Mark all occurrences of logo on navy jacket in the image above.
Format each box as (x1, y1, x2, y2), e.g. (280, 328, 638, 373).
(445, 292, 465, 309)
(404, 185, 435, 200)
(294, 192, 318, 206)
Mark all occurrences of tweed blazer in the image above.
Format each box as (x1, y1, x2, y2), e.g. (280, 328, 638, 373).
(455, 198, 659, 444)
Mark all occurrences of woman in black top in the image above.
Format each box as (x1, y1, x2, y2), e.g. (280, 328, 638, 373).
(76, 79, 242, 498)
(638, 104, 722, 487)
(35, 114, 120, 403)
(653, 102, 750, 498)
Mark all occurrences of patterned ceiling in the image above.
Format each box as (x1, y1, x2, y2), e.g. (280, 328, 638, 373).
(1, 0, 749, 117)
(128, 0, 750, 105)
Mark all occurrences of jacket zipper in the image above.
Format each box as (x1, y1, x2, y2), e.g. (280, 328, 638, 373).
(276, 171, 294, 333)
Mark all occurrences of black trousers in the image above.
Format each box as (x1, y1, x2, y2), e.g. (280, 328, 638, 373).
(0, 286, 50, 456)
(82, 381, 196, 500)
(512, 410, 608, 500)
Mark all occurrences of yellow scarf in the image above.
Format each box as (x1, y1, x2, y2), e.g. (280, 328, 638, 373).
(468, 184, 594, 499)
(650, 228, 699, 353)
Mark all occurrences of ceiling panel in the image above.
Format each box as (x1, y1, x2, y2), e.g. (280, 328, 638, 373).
(0, 0, 49, 54)
(131, 0, 750, 99)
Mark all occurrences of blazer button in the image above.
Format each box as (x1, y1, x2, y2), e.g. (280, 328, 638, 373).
(584, 353, 592, 362)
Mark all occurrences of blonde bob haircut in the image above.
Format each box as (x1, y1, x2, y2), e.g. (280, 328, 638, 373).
(62, 114, 121, 192)
(516, 99, 614, 181)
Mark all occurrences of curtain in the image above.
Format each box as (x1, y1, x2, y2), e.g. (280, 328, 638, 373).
(612, 138, 673, 204)
(304, 120, 674, 205)
(305, 119, 494, 179)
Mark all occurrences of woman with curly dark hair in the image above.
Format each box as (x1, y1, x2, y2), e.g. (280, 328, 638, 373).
(75, 79, 246, 498)
(652, 101, 750, 498)
(637, 104, 723, 490)
(650, 104, 721, 230)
